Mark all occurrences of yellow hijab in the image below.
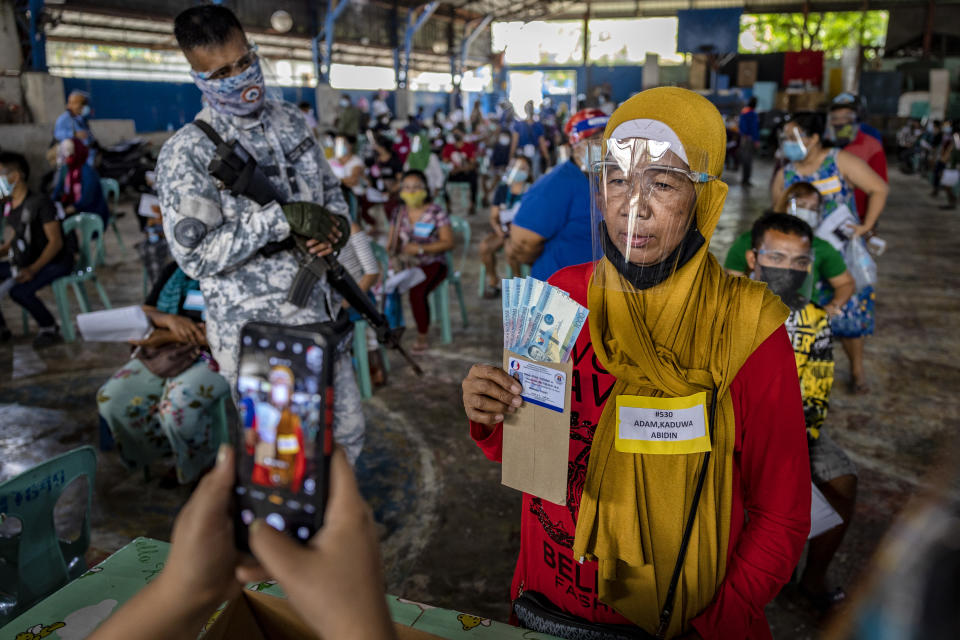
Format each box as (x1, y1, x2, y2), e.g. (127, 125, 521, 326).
(571, 87, 788, 637)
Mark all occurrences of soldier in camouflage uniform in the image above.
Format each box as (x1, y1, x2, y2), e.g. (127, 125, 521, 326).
(157, 5, 363, 462)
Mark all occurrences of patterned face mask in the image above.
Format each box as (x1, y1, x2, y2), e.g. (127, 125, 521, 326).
(190, 59, 266, 117)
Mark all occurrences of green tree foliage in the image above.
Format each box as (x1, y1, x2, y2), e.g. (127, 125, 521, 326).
(740, 11, 888, 59)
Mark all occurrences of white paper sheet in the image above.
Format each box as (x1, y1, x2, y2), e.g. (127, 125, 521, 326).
(137, 194, 161, 218)
(809, 483, 844, 539)
(77, 306, 151, 342)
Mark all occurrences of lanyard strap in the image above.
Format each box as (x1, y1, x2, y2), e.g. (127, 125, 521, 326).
(655, 385, 720, 639)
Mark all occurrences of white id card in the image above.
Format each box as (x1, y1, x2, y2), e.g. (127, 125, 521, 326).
(508, 357, 566, 413)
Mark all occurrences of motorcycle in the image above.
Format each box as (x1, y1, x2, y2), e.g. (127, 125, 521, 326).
(97, 138, 156, 193)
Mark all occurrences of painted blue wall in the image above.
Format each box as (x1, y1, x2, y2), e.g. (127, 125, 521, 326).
(65, 66, 651, 133)
(64, 78, 319, 133)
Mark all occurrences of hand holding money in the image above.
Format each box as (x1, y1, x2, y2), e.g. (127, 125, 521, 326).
(502, 277, 588, 363)
(461, 364, 524, 425)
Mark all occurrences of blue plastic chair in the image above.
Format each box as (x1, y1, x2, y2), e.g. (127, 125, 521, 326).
(0, 446, 97, 625)
(54, 213, 113, 342)
(99, 177, 127, 256)
(428, 215, 470, 345)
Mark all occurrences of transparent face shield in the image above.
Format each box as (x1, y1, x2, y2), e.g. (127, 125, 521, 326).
(786, 196, 822, 229)
(779, 127, 809, 162)
(589, 137, 715, 292)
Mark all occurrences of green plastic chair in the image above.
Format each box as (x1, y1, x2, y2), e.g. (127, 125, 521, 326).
(99, 178, 127, 257)
(477, 252, 531, 297)
(54, 213, 113, 342)
(428, 215, 470, 344)
(352, 242, 391, 399)
(0, 446, 97, 625)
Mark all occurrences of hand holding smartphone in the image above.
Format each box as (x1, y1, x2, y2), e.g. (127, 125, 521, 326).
(232, 322, 338, 550)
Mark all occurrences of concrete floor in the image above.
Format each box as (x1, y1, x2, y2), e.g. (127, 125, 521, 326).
(1, 157, 958, 638)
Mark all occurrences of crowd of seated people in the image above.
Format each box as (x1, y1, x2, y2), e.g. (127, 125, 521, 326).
(3, 76, 923, 640)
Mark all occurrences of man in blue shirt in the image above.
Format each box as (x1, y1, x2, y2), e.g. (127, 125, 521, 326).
(510, 100, 549, 179)
(506, 108, 608, 281)
(54, 90, 97, 166)
(738, 96, 759, 187)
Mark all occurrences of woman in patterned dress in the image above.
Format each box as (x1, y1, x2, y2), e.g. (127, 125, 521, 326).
(771, 112, 889, 394)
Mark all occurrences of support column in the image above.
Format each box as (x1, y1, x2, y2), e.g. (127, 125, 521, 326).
(582, 0, 591, 103)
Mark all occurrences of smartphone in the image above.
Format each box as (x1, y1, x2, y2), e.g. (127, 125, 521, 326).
(232, 322, 336, 551)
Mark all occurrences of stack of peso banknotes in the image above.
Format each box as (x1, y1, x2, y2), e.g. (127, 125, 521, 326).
(502, 277, 589, 363)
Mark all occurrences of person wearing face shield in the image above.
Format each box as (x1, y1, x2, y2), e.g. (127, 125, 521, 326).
(52, 137, 110, 230)
(772, 112, 888, 394)
(478, 155, 534, 298)
(506, 108, 608, 281)
(827, 94, 887, 222)
(724, 181, 855, 318)
(463, 88, 810, 639)
(746, 213, 857, 615)
(156, 5, 364, 464)
(53, 90, 97, 166)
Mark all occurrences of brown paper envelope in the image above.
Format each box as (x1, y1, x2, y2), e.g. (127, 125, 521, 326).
(500, 351, 572, 506)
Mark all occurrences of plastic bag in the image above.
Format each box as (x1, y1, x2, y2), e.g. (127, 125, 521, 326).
(844, 236, 877, 291)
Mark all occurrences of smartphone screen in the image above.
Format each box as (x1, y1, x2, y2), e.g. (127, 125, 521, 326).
(233, 323, 334, 550)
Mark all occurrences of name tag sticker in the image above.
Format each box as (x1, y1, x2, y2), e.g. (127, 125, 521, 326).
(509, 357, 566, 413)
(413, 221, 436, 238)
(616, 392, 711, 454)
(813, 176, 842, 195)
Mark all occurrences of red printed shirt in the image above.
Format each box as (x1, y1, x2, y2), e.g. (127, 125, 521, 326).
(470, 262, 811, 640)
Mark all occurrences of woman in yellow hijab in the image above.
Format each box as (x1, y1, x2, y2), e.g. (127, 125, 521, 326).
(463, 87, 811, 639)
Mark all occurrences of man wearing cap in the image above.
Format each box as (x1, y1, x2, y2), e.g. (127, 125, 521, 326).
(54, 90, 97, 166)
(827, 93, 887, 222)
(506, 108, 608, 281)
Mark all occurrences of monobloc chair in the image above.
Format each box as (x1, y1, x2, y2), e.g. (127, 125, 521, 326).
(53, 213, 113, 342)
(0, 446, 97, 626)
(477, 253, 531, 297)
(99, 177, 127, 256)
(351, 242, 391, 399)
(428, 214, 470, 344)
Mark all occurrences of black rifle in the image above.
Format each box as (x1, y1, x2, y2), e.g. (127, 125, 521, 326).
(192, 120, 422, 375)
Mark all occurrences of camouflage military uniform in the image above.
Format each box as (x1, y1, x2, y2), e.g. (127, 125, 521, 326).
(156, 99, 364, 463)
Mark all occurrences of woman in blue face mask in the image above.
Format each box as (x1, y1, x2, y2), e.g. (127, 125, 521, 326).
(771, 111, 889, 395)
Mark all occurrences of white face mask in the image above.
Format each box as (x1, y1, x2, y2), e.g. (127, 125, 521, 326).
(788, 198, 821, 228)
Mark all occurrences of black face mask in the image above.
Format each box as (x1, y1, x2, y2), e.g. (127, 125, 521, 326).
(756, 265, 809, 311)
(600, 221, 706, 290)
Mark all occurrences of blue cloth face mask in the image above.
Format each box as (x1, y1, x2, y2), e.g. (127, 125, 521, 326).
(80, 105, 91, 118)
(190, 59, 266, 117)
(0, 175, 14, 199)
(782, 141, 807, 162)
